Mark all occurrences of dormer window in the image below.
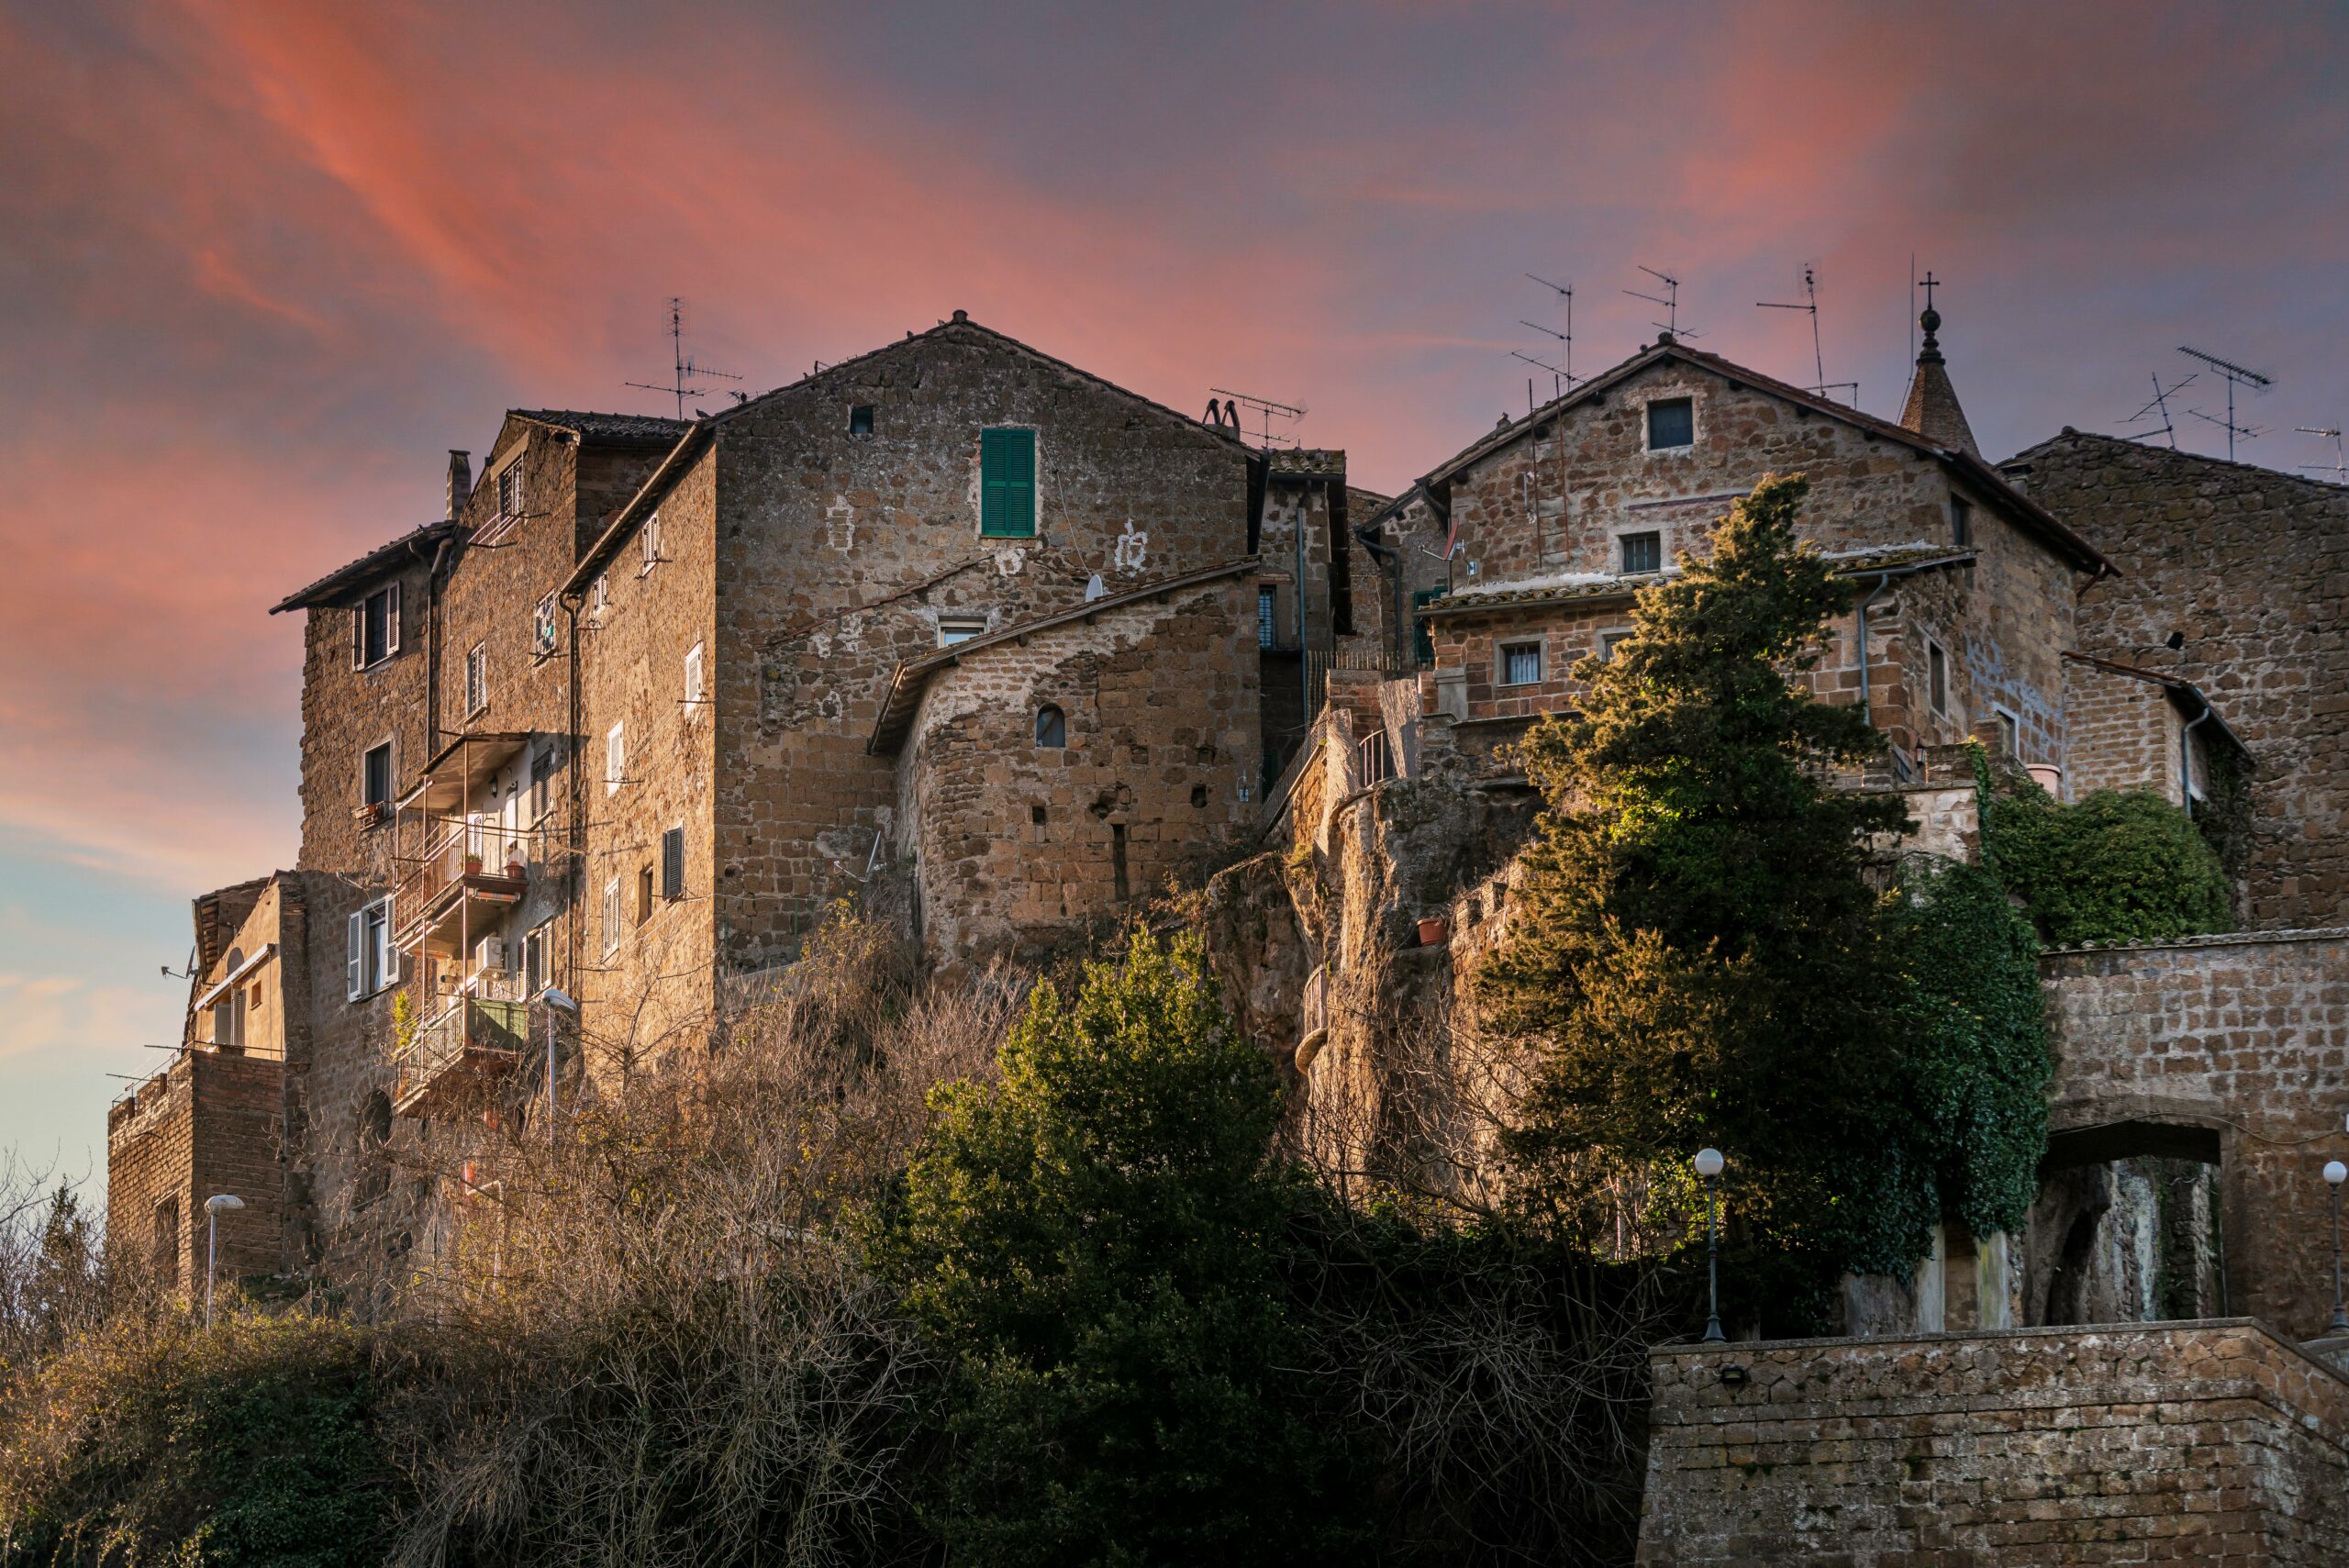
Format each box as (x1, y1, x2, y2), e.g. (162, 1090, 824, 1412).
(1646, 397, 1695, 450)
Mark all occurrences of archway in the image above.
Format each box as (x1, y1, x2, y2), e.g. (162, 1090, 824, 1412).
(2026, 1118, 2228, 1327)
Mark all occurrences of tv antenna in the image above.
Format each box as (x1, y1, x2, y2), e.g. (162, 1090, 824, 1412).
(1756, 264, 1857, 402)
(1625, 265, 1699, 339)
(1207, 387, 1306, 449)
(1523, 273, 1580, 387)
(2121, 373, 2196, 449)
(1511, 350, 1569, 405)
(2176, 346, 2273, 462)
(2299, 426, 2348, 485)
(626, 297, 741, 420)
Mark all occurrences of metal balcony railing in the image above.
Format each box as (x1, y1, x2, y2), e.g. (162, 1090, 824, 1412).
(395, 995, 530, 1117)
(396, 826, 527, 933)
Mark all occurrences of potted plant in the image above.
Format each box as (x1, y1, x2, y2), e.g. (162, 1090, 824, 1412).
(463, 851, 484, 875)
(1416, 914, 1451, 948)
(504, 852, 526, 880)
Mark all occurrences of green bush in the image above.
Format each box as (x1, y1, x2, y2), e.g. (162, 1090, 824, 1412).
(0, 1308, 395, 1567)
(1986, 787, 2232, 947)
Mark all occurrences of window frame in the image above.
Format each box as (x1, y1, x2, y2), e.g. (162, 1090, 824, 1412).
(1257, 584, 1279, 649)
(979, 428, 1038, 538)
(362, 739, 395, 815)
(606, 722, 625, 795)
(1993, 705, 2021, 758)
(661, 826, 685, 902)
(1951, 496, 1974, 549)
(684, 641, 705, 715)
(1035, 705, 1067, 748)
(1497, 639, 1545, 687)
(1619, 530, 1664, 575)
(640, 512, 662, 575)
(1597, 628, 1635, 662)
(602, 878, 622, 957)
(1927, 637, 1951, 717)
(463, 641, 488, 717)
(532, 594, 559, 661)
(591, 573, 609, 618)
(496, 460, 525, 528)
(1645, 396, 1696, 452)
(529, 742, 556, 823)
(352, 582, 401, 670)
(937, 617, 987, 648)
(346, 895, 397, 1002)
(848, 405, 875, 436)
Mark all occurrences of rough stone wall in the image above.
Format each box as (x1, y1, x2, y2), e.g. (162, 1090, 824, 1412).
(2009, 433, 2349, 925)
(894, 578, 1258, 964)
(576, 439, 720, 1068)
(2062, 656, 2214, 805)
(710, 322, 1254, 971)
(106, 1050, 286, 1291)
(2042, 929, 2349, 1339)
(1639, 1322, 2349, 1565)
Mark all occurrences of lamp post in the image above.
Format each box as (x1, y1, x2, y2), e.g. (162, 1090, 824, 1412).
(2326, 1162, 2348, 1335)
(540, 985, 579, 1147)
(1695, 1148, 1726, 1344)
(203, 1193, 244, 1328)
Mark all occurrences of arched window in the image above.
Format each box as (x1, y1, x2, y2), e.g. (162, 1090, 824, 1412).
(1035, 705, 1066, 748)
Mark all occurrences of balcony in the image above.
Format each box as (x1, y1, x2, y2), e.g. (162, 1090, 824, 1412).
(396, 826, 527, 956)
(395, 986, 532, 1118)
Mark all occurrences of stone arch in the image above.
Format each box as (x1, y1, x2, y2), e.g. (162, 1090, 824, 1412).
(2028, 1100, 2234, 1328)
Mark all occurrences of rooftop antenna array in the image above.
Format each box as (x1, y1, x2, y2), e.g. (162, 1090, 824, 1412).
(2121, 372, 2197, 449)
(626, 297, 742, 420)
(2299, 426, 2348, 485)
(1206, 386, 1306, 449)
(2176, 345, 2273, 462)
(1520, 272, 1581, 397)
(1755, 264, 1858, 402)
(1626, 265, 1699, 340)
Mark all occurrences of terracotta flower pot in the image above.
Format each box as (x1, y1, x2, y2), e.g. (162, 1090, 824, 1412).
(504, 860, 526, 881)
(1417, 916, 1451, 948)
(463, 853, 484, 874)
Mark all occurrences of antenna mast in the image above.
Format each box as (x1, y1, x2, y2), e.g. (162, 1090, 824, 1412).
(2121, 373, 2196, 449)
(1756, 264, 1857, 402)
(626, 297, 742, 419)
(2299, 426, 2348, 485)
(2176, 345, 2273, 462)
(1522, 273, 1580, 391)
(1626, 265, 1699, 339)
(1206, 387, 1306, 449)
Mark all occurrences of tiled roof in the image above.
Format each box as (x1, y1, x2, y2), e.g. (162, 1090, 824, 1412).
(1267, 447, 1345, 477)
(511, 409, 693, 444)
(270, 520, 462, 614)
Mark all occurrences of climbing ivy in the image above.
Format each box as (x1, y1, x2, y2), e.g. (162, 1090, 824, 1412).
(1984, 785, 2232, 948)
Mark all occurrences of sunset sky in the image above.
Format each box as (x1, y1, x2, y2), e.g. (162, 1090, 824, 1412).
(4, 0, 2344, 1198)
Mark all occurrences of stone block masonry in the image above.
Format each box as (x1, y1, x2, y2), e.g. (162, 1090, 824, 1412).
(106, 1049, 286, 1291)
(1639, 1321, 2349, 1564)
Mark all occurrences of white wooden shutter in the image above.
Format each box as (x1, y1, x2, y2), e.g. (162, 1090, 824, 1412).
(379, 898, 400, 985)
(385, 582, 402, 655)
(347, 911, 365, 999)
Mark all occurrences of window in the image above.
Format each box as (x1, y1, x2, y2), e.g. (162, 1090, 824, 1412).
(1928, 639, 1950, 716)
(533, 595, 559, 659)
(640, 513, 662, 574)
(523, 921, 548, 995)
(529, 743, 555, 821)
(497, 461, 524, 526)
(362, 741, 393, 814)
(1620, 531, 1663, 574)
(211, 987, 243, 1051)
(351, 583, 400, 669)
(684, 642, 705, 713)
(1995, 707, 2020, 757)
(1952, 497, 1974, 548)
(464, 643, 487, 716)
(606, 723, 625, 795)
(1258, 586, 1278, 648)
(938, 617, 987, 647)
(1646, 396, 1694, 450)
(591, 573, 609, 617)
(662, 827, 685, 901)
(1499, 641, 1544, 685)
(1035, 705, 1066, 748)
(637, 864, 655, 924)
(602, 878, 622, 956)
(849, 405, 875, 436)
(1598, 629, 1634, 662)
(1030, 804, 1048, 825)
(345, 895, 396, 1000)
(1411, 587, 1443, 664)
(979, 428, 1037, 537)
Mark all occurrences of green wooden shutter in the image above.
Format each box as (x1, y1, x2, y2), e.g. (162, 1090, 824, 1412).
(980, 428, 1036, 537)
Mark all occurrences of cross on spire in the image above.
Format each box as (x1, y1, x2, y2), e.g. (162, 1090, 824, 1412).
(1920, 271, 1941, 313)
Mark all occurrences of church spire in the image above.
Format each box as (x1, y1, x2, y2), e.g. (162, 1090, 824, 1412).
(1899, 272, 1980, 459)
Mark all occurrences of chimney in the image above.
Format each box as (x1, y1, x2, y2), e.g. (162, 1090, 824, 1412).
(447, 450, 472, 521)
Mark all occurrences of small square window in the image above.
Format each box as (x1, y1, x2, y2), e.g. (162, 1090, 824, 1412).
(1620, 532, 1663, 575)
(1646, 397, 1694, 450)
(939, 617, 987, 647)
(1499, 641, 1544, 686)
(849, 405, 875, 436)
(1928, 639, 1950, 716)
(1952, 497, 1974, 549)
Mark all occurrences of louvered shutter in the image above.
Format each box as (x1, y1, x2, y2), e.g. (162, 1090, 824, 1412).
(662, 827, 685, 901)
(379, 898, 399, 985)
(351, 606, 365, 670)
(385, 581, 401, 654)
(347, 911, 365, 999)
(980, 429, 1036, 537)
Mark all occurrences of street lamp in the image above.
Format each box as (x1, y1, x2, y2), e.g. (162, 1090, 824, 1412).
(1695, 1147, 1726, 1344)
(2326, 1162, 2348, 1335)
(540, 985, 579, 1146)
(203, 1193, 244, 1328)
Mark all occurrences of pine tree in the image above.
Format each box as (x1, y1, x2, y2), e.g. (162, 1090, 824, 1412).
(1480, 473, 1926, 1323)
(863, 930, 1348, 1567)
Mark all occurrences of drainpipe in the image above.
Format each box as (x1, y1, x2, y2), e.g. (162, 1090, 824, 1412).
(1855, 570, 1896, 730)
(562, 592, 584, 1006)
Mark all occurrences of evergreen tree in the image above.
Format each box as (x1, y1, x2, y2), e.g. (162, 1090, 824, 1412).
(1480, 473, 1927, 1322)
(863, 930, 1347, 1568)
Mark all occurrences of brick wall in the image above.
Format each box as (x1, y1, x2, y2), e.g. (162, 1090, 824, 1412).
(2010, 433, 2349, 925)
(2042, 929, 2349, 1338)
(107, 1049, 285, 1291)
(1639, 1321, 2349, 1564)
